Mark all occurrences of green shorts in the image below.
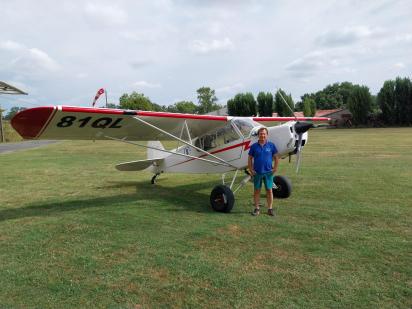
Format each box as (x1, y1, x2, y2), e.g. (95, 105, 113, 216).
(253, 172, 274, 190)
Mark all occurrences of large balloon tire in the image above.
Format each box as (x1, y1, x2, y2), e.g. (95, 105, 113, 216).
(272, 175, 292, 199)
(210, 185, 235, 213)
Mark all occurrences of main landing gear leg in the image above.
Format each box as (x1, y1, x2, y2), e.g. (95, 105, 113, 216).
(151, 173, 161, 184)
(210, 170, 252, 213)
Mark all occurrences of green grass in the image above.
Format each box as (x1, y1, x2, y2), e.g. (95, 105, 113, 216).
(1, 120, 23, 142)
(0, 128, 411, 308)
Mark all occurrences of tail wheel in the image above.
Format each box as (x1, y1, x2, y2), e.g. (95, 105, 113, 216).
(210, 185, 235, 213)
(272, 175, 292, 199)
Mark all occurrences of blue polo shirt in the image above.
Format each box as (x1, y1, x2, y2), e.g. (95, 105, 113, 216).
(248, 141, 278, 174)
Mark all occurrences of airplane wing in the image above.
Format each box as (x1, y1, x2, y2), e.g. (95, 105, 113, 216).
(11, 106, 230, 141)
(252, 116, 330, 127)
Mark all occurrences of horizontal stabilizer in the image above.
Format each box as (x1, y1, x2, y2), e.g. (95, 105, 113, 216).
(115, 158, 164, 171)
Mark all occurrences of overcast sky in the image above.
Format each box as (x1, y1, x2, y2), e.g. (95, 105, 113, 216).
(1, 0, 411, 112)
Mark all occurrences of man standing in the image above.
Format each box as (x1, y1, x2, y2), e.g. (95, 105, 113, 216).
(248, 127, 279, 216)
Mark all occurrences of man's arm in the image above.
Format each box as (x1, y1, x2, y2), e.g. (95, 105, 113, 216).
(272, 154, 279, 173)
(248, 155, 256, 175)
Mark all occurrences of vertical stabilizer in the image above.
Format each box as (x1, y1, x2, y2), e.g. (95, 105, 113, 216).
(147, 141, 168, 159)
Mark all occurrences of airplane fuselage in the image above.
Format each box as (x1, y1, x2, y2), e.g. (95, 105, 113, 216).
(148, 120, 305, 174)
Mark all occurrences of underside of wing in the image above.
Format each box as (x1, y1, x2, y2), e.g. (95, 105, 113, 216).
(11, 106, 230, 141)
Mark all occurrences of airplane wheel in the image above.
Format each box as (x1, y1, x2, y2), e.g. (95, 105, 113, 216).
(273, 175, 292, 199)
(210, 185, 235, 213)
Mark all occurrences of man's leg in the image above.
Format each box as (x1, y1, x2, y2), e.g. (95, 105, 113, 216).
(254, 189, 261, 209)
(253, 174, 262, 210)
(266, 188, 273, 210)
(264, 173, 275, 216)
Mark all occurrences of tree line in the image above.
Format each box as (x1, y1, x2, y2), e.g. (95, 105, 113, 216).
(4, 76, 411, 127)
(114, 86, 221, 115)
(226, 76, 411, 126)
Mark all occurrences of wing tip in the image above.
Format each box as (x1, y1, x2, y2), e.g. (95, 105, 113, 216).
(11, 106, 56, 139)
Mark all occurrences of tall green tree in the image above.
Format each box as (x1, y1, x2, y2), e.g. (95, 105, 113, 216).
(395, 77, 412, 125)
(274, 89, 294, 116)
(245, 92, 257, 116)
(167, 101, 197, 114)
(298, 82, 355, 111)
(119, 92, 153, 111)
(196, 87, 220, 114)
(347, 85, 372, 125)
(257, 92, 266, 116)
(227, 93, 256, 116)
(257, 92, 274, 116)
(302, 97, 316, 117)
(377, 77, 412, 126)
(377, 80, 396, 125)
(227, 98, 236, 116)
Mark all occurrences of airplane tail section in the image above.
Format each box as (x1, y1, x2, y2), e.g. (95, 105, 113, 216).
(147, 141, 168, 160)
(116, 141, 168, 172)
(115, 158, 164, 171)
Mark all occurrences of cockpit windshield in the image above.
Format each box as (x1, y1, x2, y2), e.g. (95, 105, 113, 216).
(232, 118, 258, 138)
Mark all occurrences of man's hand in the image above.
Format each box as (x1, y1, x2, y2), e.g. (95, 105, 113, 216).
(272, 167, 277, 174)
(250, 169, 256, 176)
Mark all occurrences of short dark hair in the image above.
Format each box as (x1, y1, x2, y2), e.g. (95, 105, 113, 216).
(258, 127, 268, 134)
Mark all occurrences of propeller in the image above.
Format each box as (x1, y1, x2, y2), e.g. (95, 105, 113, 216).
(293, 122, 314, 173)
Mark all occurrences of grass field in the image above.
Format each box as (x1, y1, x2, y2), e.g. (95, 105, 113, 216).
(2, 120, 23, 142)
(0, 128, 411, 308)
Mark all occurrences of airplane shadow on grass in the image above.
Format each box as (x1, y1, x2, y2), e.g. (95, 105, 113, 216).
(0, 179, 246, 223)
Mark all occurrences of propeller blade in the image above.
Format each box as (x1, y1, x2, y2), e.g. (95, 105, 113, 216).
(295, 133, 303, 173)
(293, 122, 314, 174)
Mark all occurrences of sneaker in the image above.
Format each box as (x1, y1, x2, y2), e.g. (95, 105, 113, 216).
(251, 208, 260, 216)
(268, 208, 275, 216)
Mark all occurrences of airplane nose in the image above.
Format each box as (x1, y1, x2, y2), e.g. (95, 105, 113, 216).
(11, 107, 55, 139)
(294, 122, 313, 134)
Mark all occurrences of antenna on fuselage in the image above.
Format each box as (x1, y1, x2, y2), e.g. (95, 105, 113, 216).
(275, 87, 297, 121)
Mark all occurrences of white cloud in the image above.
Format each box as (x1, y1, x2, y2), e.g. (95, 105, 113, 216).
(120, 31, 157, 42)
(316, 26, 385, 47)
(189, 38, 234, 54)
(285, 49, 351, 79)
(0, 40, 25, 51)
(133, 81, 161, 88)
(76, 72, 88, 79)
(0, 40, 60, 73)
(84, 3, 128, 25)
(394, 62, 405, 69)
(26, 48, 60, 71)
(0, 1, 411, 112)
(395, 33, 412, 43)
(285, 51, 328, 77)
(216, 82, 244, 93)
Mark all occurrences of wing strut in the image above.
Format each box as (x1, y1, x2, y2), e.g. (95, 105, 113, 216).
(104, 135, 232, 167)
(133, 116, 237, 169)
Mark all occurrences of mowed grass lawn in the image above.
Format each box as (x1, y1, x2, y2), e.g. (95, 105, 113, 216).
(0, 128, 411, 308)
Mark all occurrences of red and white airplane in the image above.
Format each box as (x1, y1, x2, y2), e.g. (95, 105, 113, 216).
(11, 105, 329, 213)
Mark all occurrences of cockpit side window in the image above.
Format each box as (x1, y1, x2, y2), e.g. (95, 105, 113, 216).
(194, 122, 240, 151)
